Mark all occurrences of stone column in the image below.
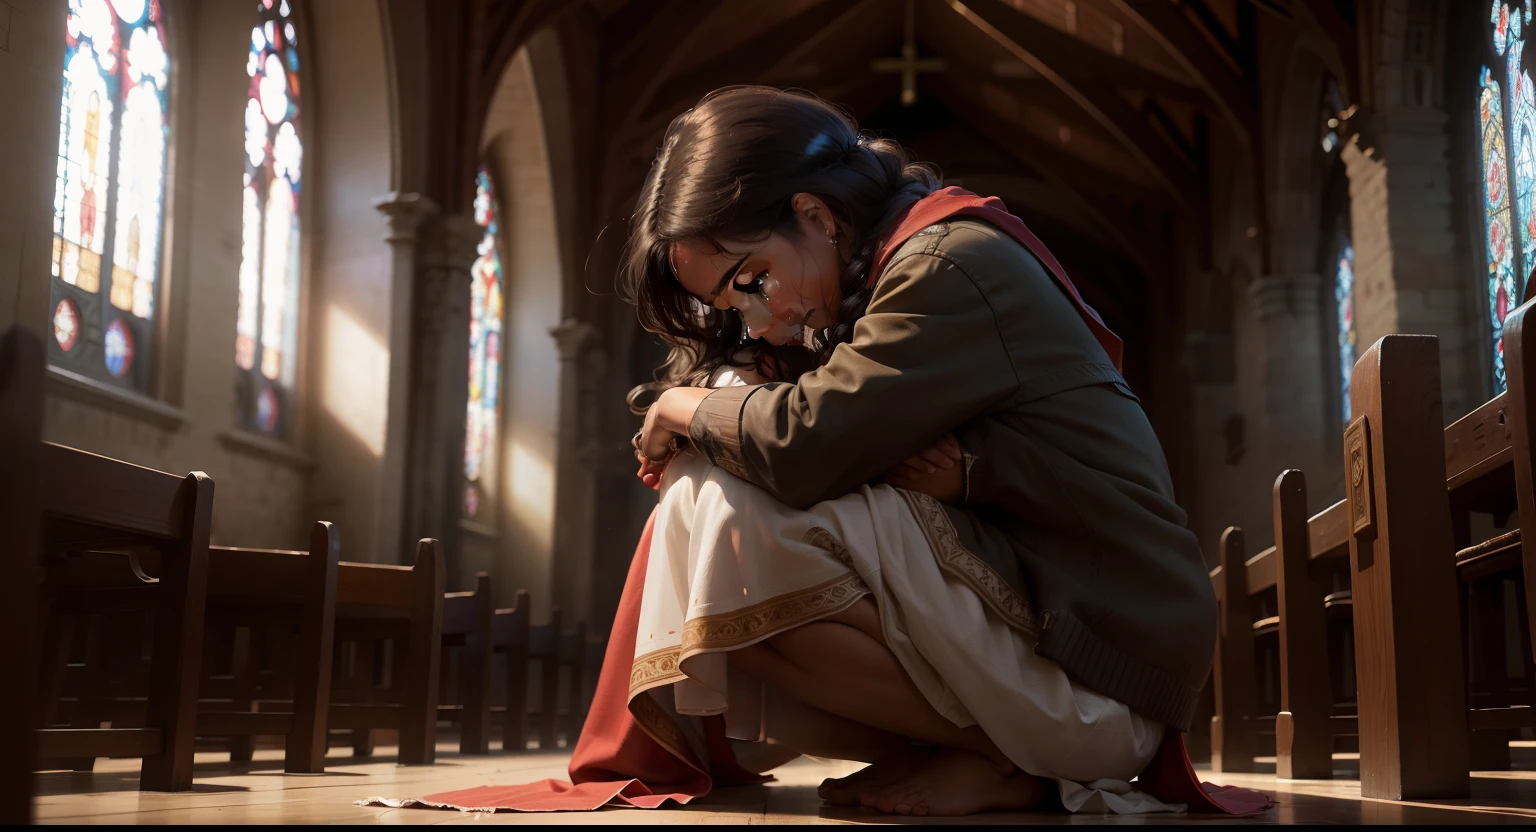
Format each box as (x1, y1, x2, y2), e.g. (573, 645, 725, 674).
(372, 192, 437, 564)
(1249, 273, 1333, 492)
(549, 319, 603, 622)
(401, 213, 482, 575)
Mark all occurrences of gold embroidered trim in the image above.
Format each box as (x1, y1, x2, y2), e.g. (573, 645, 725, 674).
(627, 688, 700, 767)
(680, 572, 867, 654)
(899, 490, 1036, 634)
(630, 645, 687, 697)
(803, 526, 860, 570)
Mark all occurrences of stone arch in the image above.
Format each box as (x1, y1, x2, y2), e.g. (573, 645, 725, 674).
(476, 33, 585, 621)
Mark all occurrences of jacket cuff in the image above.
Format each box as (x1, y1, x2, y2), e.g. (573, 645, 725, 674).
(687, 385, 757, 481)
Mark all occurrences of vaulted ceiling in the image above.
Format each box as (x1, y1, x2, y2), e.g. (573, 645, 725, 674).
(448, 1, 1349, 258)
(426, 0, 1356, 350)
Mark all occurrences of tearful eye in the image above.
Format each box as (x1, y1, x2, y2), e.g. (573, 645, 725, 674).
(734, 271, 768, 295)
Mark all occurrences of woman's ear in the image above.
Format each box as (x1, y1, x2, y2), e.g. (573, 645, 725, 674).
(791, 192, 836, 237)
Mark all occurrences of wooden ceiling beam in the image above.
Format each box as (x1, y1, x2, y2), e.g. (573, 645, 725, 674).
(601, 0, 701, 77)
(1105, 0, 1255, 142)
(947, 0, 1200, 212)
(644, 0, 870, 124)
(934, 75, 1174, 276)
(919, 0, 1215, 112)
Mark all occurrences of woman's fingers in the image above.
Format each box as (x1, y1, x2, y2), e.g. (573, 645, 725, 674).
(919, 446, 954, 470)
(904, 454, 938, 474)
(941, 434, 963, 460)
(893, 460, 929, 480)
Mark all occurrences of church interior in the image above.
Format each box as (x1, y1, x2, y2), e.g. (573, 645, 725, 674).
(8, 0, 1536, 823)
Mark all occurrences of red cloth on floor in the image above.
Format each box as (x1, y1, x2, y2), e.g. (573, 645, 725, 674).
(391, 508, 1271, 815)
(412, 509, 766, 812)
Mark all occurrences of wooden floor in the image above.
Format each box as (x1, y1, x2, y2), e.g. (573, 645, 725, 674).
(34, 743, 1536, 824)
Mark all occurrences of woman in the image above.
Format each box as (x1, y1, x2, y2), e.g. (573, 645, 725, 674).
(368, 86, 1263, 818)
(622, 85, 1222, 816)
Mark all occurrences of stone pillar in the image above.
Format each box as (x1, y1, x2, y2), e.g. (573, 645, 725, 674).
(1250, 273, 1332, 490)
(372, 192, 437, 564)
(549, 319, 603, 622)
(1343, 110, 1477, 419)
(402, 213, 482, 575)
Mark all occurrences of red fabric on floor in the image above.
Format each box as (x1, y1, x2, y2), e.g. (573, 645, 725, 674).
(414, 509, 766, 813)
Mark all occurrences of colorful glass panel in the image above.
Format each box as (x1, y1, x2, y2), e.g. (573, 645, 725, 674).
(51, 0, 170, 388)
(53, 299, 81, 352)
(1508, 8, 1536, 298)
(464, 166, 504, 519)
(104, 317, 134, 377)
(1481, 67, 1519, 393)
(1335, 239, 1356, 422)
(235, 0, 303, 435)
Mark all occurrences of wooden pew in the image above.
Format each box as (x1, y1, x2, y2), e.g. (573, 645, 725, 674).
(45, 524, 342, 774)
(36, 442, 213, 792)
(200, 524, 339, 772)
(1211, 336, 1472, 798)
(328, 539, 445, 764)
(437, 572, 494, 754)
(526, 609, 592, 750)
(1346, 335, 1470, 799)
(492, 590, 532, 751)
(1, 328, 44, 824)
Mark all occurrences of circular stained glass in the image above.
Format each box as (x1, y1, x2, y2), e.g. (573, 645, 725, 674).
(256, 385, 280, 432)
(104, 317, 134, 377)
(113, 0, 147, 24)
(53, 298, 81, 352)
(259, 52, 288, 124)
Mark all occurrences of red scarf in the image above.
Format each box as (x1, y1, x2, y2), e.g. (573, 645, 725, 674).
(869, 186, 1124, 371)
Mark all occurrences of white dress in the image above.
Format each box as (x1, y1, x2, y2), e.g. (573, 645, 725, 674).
(628, 370, 1182, 814)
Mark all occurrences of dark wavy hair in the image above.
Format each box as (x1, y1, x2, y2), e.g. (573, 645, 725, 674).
(619, 86, 938, 410)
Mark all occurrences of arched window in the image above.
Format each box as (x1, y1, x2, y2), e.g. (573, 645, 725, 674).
(464, 166, 504, 521)
(50, 0, 171, 392)
(1479, 1, 1536, 394)
(1334, 236, 1356, 421)
(235, 0, 304, 436)
(1321, 74, 1355, 423)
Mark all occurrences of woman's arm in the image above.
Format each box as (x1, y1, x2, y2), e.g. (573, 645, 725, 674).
(671, 252, 1019, 510)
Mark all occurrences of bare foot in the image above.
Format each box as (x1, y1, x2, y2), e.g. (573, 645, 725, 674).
(817, 745, 935, 806)
(860, 747, 1048, 817)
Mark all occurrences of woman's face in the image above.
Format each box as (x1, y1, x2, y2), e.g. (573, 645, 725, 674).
(671, 194, 847, 347)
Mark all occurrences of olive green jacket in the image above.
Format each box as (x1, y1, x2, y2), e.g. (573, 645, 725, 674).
(687, 219, 1216, 731)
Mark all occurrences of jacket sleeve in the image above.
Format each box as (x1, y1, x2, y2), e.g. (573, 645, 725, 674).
(687, 251, 1019, 509)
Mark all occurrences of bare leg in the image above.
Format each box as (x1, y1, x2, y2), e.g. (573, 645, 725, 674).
(757, 682, 909, 763)
(729, 601, 1009, 771)
(728, 598, 1046, 815)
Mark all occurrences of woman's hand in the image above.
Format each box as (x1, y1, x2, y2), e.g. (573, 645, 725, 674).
(883, 434, 965, 503)
(634, 386, 713, 490)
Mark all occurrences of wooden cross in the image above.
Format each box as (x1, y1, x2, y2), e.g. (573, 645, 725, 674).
(872, 0, 947, 107)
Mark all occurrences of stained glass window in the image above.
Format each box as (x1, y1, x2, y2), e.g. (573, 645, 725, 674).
(464, 166, 504, 520)
(1480, 1, 1536, 394)
(235, 0, 303, 436)
(1319, 74, 1354, 424)
(1335, 239, 1356, 422)
(49, 0, 171, 391)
